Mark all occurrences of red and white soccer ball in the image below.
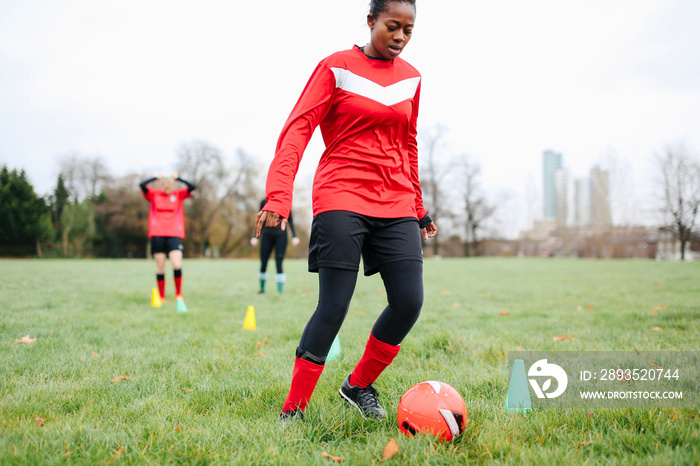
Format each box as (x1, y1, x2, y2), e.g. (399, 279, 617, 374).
(397, 381, 467, 442)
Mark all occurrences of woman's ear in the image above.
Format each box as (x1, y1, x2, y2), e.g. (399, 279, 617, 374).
(367, 13, 375, 29)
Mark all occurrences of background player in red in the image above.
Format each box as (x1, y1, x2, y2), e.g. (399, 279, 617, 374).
(250, 198, 300, 294)
(256, 0, 437, 422)
(140, 172, 196, 306)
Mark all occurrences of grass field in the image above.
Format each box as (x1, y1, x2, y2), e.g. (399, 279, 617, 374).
(1, 258, 698, 465)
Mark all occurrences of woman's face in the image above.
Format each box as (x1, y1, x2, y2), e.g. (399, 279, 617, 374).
(366, 2, 415, 60)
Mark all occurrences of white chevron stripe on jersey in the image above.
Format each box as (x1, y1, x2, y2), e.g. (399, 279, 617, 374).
(330, 67, 420, 106)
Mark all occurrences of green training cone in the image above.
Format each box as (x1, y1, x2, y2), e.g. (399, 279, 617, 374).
(326, 335, 342, 362)
(505, 359, 532, 413)
(176, 297, 188, 313)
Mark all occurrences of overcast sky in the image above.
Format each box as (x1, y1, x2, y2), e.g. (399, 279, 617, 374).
(1, 0, 699, 235)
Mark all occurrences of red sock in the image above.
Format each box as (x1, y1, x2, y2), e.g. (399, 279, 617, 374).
(174, 271, 182, 296)
(157, 274, 166, 299)
(349, 333, 400, 388)
(281, 357, 325, 413)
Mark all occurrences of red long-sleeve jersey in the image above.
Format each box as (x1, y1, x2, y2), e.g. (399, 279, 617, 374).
(264, 45, 427, 221)
(142, 187, 192, 238)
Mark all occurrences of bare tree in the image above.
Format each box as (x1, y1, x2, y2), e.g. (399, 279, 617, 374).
(84, 157, 112, 199)
(57, 153, 111, 256)
(457, 154, 497, 256)
(655, 144, 700, 261)
(219, 148, 265, 257)
(58, 152, 82, 202)
(419, 124, 451, 256)
(175, 140, 229, 256)
(58, 152, 111, 201)
(92, 172, 150, 258)
(598, 147, 639, 226)
(522, 174, 541, 230)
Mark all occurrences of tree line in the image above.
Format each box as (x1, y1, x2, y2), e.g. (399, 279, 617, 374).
(2, 135, 698, 260)
(0, 128, 505, 259)
(0, 140, 283, 259)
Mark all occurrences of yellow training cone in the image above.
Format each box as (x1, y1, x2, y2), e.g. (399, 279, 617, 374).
(243, 306, 256, 330)
(151, 288, 162, 308)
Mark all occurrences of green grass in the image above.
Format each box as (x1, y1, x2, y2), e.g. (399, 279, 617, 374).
(0, 258, 698, 465)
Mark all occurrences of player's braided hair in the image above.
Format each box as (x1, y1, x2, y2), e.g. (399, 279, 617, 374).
(369, 0, 416, 18)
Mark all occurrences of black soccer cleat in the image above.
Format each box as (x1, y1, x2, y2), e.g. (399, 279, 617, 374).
(339, 374, 386, 420)
(279, 409, 305, 423)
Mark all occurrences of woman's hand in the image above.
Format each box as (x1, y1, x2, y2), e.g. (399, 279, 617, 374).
(255, 210, 287, 237)
(250, 237, 259, 246)
(291, 237, 300, 246)
(421, 222, 438, 240)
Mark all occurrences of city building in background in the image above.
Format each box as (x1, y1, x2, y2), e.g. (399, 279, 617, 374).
(590, 165, 612, 227)
(555, 167, 569, 225)
(512, 149, 685, 259)
(540, 150, 611, 229)
(574, 178, 591, 226)
(542, 149, 563, 219)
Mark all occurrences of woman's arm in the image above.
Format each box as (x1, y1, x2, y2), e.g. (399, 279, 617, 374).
(263, 62, 336, 220)
(287, 210, 298, 242)
(176, 177, 196, 193)
(407, 81, 428, 221)
(139, 177, 157, 194)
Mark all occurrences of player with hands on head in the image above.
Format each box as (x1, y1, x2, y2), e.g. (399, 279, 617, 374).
(140, 171, 196, 308)
(256, 0, 437, 423)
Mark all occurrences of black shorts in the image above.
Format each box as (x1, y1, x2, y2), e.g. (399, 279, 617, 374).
(151, 236, 184, 255)
(308, 211, 422, 276)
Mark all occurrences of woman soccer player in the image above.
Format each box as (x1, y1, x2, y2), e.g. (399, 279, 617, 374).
(255, 0, 437, 421)
(140, 172, 196, 307)
(251, 199, 300, 294)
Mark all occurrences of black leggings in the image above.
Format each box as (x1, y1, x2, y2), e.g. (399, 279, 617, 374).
(297, 260, 423, 361)
(260, 233, 288, 274)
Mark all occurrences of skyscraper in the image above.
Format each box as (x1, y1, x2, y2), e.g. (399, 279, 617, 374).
(555, 168, 569, 225)
(574, 177, 592, 226)
(590, 166, 611, 226)
(542, 150, 563, 220)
